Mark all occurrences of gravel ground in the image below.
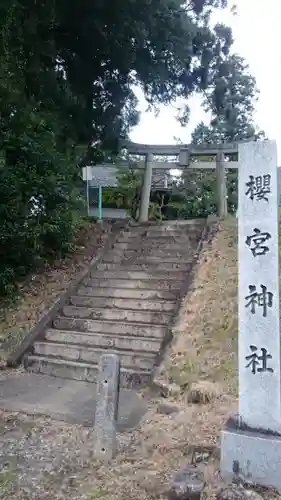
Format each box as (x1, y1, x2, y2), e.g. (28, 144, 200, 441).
(0, 410, 100, 500)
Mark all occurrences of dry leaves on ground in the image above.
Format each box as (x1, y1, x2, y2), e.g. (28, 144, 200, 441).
(0, 221, 109, 360)
(158, 216, 238, 398)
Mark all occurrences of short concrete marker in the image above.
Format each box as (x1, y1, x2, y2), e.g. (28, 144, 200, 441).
(93, 353, 120, 461)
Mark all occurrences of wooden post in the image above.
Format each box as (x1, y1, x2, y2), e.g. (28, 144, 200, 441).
(139, 152, 153, 222)
(216, 152, 227, 217)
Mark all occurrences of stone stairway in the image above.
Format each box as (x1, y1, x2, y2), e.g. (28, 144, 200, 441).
(23, 220, 205, 387)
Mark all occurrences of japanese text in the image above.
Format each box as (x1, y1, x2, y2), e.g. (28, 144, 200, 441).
(245, 228, 271, 257)
(245, 345, 273, 374)
(245, 174, 271, 201)
(245, 284, 273, 317)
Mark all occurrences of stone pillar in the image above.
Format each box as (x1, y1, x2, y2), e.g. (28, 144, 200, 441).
(139, 152, 153, 223)
(216, 152, 227, 217)
(220, 140, 281, 489)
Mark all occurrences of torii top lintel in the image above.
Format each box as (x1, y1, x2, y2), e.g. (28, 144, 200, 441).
(122, 140, 239, 157)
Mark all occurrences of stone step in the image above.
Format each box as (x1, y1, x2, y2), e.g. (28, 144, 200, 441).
(117, 227, 186, 241)
(112, 242, 195, 252)
(129, 241, 198, 250)
(123, 225, 202, 236)
(90, 270, 185, 281)
(33, 342, 156, 370)
(62, 305, 173, 325)
(53, 317, 166, 338)
(103, 251, 190, 262)
(24, 355, 151, 388)
(132, 221, 202, 229)
(21, 219, 203, 388)
(116, 226, 201, 236)
(77, 286, 178, 300)
(115, 232, 141, 242)
(140, 230, 198, 238)
(45, 329, 161, 353)
(70, 295, 175, 311)
(117, 234, 196, 245)
(83, 277, 181, 291)
(97, 261, 191, 272)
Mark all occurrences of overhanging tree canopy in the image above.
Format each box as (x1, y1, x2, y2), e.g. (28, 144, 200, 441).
(0, 0, 234, 295)
(191, 54, 264, 144)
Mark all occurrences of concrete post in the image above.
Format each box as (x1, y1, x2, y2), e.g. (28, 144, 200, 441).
(216, 152, 228, 217)
(139, 152, 153, 222)
(93, 354, 120, 461)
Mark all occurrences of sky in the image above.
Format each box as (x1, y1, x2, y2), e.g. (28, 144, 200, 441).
(130, 0, 281, 161)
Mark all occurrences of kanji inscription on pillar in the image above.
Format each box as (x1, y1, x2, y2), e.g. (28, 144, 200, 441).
(238, 141, 281, 434)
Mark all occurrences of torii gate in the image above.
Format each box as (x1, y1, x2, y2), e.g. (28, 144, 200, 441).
(123, 140, 239, 222)
(83, 140, 240, 221)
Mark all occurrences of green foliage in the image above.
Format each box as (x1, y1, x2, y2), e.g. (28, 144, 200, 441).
(0, 465, 16, 497)
(0, 100, 84, 294)
(100, 167, 143, 219)
(101, 189, 126, 209)
(0, 0, 232, 294)
(191, 54, 264, 144)
(149, 200, 164, 221)
(0, 2, 85, 296)
(172, 51, 263, 219)
(164, 169, 237, 219)
(53, 0, 232, 161)
(116, 167, 144, 219)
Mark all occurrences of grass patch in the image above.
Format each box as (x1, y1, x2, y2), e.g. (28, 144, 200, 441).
(87, 488, 109, 499)
(166, 216, 238, 396)
(0, 465, 16, 498)
(188, 380, 220, 404)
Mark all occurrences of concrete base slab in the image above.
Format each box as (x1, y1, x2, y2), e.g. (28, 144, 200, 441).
(221, 417, 281, 490)
(0, 372, 147, 432)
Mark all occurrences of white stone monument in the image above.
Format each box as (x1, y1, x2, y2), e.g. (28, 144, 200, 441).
(221, 141, 281, 489)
